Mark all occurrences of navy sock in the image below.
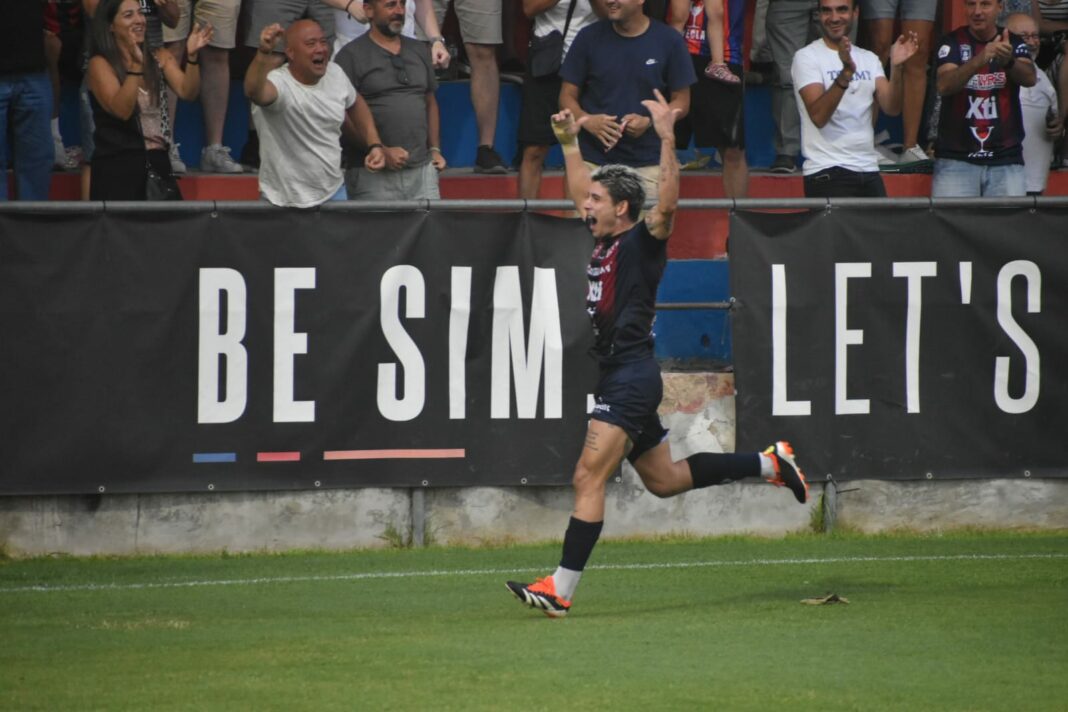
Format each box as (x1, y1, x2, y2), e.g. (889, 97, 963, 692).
(686, 452, 760, 489)
(559, 516, 604, 572)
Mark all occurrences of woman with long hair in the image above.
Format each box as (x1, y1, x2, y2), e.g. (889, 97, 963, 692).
(87, 0, 211, 199)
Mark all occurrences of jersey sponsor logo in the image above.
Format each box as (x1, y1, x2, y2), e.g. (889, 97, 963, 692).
(966, 71, 1007, 91)
(968, 125, 996, 158)
(939, 44, 950, 59)
(587, 279, 603, 304)
(965, 95, 999, 120)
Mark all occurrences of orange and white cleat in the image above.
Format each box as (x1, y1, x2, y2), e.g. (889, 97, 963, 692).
(763, 441, 809, 504)
(505, 576, 571, 618)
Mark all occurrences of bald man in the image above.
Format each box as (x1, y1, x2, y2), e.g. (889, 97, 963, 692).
(245, 20, 364, 207)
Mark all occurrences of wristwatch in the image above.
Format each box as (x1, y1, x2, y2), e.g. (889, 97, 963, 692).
(429, 36, 446, 46)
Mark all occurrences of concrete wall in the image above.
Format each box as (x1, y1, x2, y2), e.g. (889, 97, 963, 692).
(2, 373, 1065, 557)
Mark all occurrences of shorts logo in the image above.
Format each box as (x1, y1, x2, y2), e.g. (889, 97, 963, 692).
(938, 44, 950, 59)
(645, 58, 658, 65)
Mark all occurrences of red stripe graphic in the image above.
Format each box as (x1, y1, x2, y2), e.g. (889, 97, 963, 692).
(257, 452, 301, 462)
(323, 449, 466, 461)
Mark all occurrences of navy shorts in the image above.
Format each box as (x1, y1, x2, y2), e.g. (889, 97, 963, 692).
(590, 357, 668, 464)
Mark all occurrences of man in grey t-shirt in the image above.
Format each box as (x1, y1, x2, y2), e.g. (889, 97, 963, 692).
(334, 0, 446, 200)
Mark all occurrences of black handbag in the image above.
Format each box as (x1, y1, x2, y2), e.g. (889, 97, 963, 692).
(134, 101, 182, 201)
(145, 159, 182, 201)
(527, 0, 578, 78)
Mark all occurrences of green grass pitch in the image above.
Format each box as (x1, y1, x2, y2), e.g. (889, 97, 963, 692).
(1, 531, 1066, 711)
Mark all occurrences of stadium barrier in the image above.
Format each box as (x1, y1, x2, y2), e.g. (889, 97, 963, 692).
(1, 198, 1066, 501)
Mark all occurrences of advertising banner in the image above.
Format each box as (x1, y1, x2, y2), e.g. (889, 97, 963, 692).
(0, 209, 598, 494)
(731, 207, 1068, 480)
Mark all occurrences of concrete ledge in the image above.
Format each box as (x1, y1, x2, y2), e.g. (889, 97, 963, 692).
(835, 479, 1068, 533)
(1, 372, 1065, 556)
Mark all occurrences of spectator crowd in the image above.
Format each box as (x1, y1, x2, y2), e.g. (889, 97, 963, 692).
(2, 0, 1067, 203)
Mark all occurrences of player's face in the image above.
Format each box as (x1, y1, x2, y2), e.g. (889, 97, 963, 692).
(965, 0, 1001, 36)
(286, 22, 330, 82)
(369, 0, 406, 37)
(583, 182, 627, 238)
(111, 0, 146, 47)
(818, 0, 856, 42)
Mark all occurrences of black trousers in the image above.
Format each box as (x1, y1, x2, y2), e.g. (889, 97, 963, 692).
(803, 166, 887, 198)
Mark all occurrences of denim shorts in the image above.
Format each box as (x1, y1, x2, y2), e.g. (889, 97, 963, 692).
(931, 159, 1026, 198)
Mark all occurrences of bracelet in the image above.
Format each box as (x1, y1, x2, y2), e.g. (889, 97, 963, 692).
(367, 143, 384, 151)
(187, 57, 199, 65)
(345, 0, 355, 14)
(428, 146, 441, 153)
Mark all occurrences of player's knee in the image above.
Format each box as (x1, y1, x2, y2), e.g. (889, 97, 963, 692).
(571, 463, 604, 495)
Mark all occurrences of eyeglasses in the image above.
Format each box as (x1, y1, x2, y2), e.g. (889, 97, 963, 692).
(390, 54, 409, 85)
(1016, 32, 1040, 41)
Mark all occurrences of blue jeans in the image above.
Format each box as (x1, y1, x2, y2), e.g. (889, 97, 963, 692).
(327, 183, 347, 201)
(931, 158, 1026, 198)
(0, 72, 53, 201)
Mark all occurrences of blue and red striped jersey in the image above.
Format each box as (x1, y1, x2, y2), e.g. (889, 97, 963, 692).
(586, 221, 667, 366)
(935, 26, 1031, 165)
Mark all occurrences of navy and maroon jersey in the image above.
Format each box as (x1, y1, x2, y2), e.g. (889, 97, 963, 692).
(935, 26, 1032, 165)
(681, 0, 746, 65)
(586, 221, 667, 367)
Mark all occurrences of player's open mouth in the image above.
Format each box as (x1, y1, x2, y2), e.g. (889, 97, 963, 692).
(585, 216, 596, 230)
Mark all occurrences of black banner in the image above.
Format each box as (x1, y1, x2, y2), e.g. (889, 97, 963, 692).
(0, 209, 598, 494)
(732, 207, 1068, 480)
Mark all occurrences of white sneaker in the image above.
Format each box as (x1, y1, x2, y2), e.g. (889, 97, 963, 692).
(169, 143, 187, 174)
(200, 144, 244, 174)
(898, 145, 931, 165)
(875, 143, 899, 166)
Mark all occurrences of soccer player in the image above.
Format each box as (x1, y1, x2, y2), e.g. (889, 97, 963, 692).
(505, 90, 809, 619)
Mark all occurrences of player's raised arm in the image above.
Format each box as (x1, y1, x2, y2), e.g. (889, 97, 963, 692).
(641, 89, 680, 241)
(551, 109, 592, 214)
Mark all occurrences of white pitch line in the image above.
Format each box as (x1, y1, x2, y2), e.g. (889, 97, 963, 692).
(0, 552, 1065, 595)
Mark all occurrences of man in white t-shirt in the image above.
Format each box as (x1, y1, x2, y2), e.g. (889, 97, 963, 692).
(245, 20, 360, 208)
(1008, 12, 1063, 194)
(791, 0, 918, 197)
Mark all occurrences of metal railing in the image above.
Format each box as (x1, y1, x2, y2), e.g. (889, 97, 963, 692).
(3, 196, 1068, 213)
